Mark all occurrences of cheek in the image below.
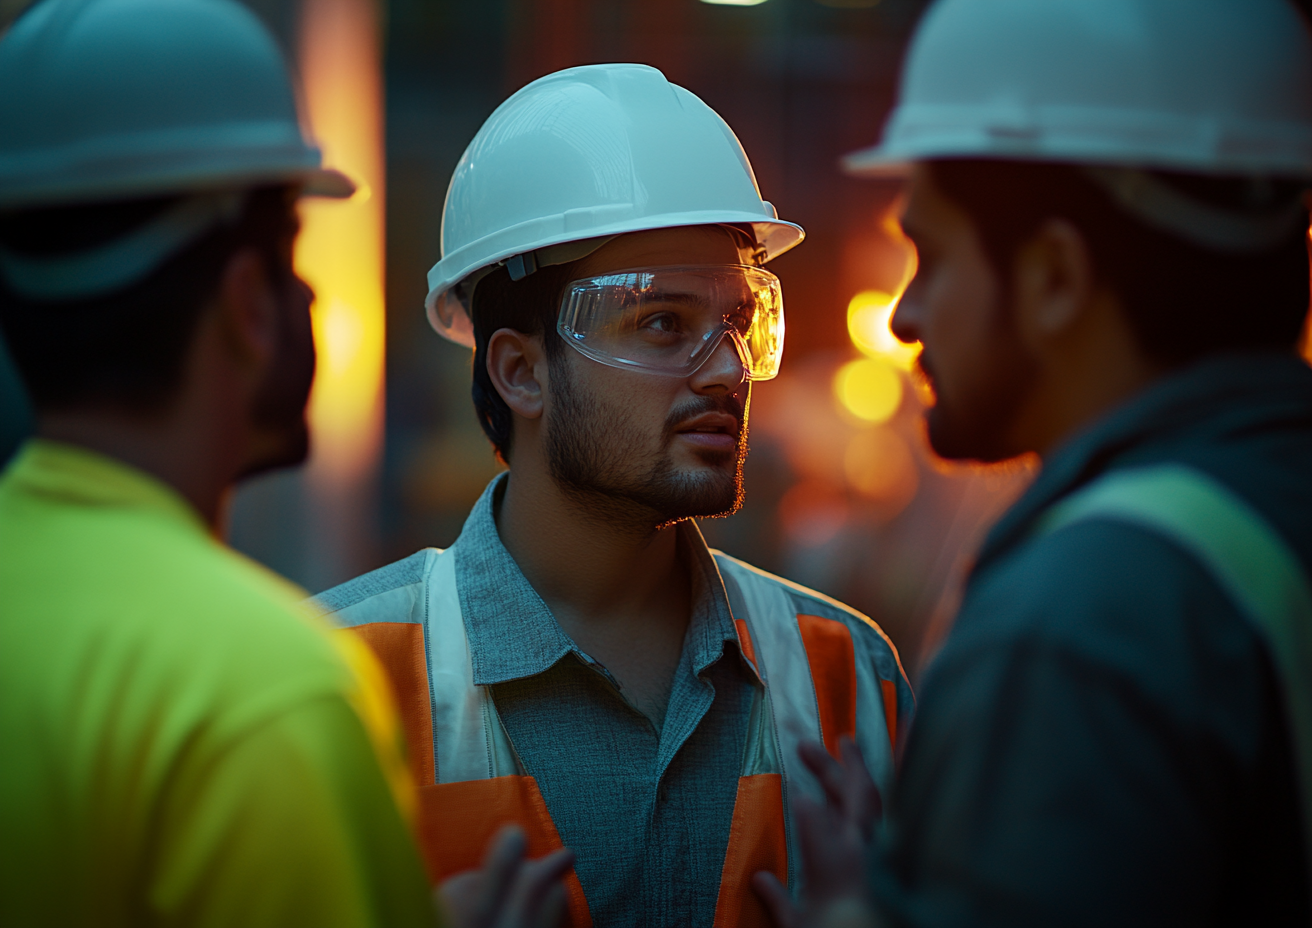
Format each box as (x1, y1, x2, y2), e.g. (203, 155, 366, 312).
(566, 364, 672, 436)
(925, 255, 1000, 380)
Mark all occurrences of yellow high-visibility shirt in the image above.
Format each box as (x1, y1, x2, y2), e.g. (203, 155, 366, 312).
(0, 440, 436, 928)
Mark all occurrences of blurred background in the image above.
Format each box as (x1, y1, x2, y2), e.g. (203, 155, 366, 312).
(0, 0, 1042, 680)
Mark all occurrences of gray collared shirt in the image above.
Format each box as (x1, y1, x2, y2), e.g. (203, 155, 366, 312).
(454, 474, 757, 927)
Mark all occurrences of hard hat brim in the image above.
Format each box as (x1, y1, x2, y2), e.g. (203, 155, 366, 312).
(841, 146, 913, 178)
(303, 167, 357, 199)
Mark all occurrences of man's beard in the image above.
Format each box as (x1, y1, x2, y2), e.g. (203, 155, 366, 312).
(921, 298, 1038, 463)
(544, 356, 749, 528)
(239, 278, 316, 479)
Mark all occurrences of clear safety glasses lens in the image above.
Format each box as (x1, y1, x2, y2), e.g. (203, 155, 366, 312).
(556, 265, 785, 380)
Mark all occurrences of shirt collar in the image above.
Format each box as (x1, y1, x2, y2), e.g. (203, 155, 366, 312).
(977, 351, 1312, 572)
(3, 438, 208, 535)
(451, 471, 743, 686)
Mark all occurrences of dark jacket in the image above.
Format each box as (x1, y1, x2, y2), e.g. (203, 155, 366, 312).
(875, 352, 1312, 926)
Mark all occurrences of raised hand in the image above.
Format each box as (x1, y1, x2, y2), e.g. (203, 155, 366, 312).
(753, 737, 882, 928)
(438, 825, 575, 928)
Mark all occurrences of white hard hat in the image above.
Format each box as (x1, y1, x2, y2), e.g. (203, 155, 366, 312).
(0, 0, 354, 209)
(426, 63, 804, 347)
(844, 0, 1312, 179)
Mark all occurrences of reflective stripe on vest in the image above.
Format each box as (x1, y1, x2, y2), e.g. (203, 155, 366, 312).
(1037, 464, 1312, 905)
(716, 555, 899, 892)
(346, 547, 889, 928)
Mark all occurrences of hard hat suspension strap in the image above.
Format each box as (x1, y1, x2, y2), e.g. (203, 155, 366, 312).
(1084, 167, 1307, 254)
(0, 191, 247, 302)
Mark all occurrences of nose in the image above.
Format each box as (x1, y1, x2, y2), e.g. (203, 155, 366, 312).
(890, 279, 924, 346)
(688, 329, 748, 395)
(295, 274, 315, 310)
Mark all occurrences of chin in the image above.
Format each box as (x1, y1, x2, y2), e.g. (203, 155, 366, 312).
(664, 467, 744, 521)
(237, 425, 311, 482)
(925, 404, 1020, 464)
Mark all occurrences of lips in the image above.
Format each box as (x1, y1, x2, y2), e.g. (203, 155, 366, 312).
(675, 411, 740, 439)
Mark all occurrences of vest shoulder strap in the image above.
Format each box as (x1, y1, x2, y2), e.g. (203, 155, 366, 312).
(1037, 464, 1312, 892)
(424, 547, 522, 783)
(715, 553, 903, 896)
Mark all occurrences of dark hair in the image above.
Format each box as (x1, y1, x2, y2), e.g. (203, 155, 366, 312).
(469, 260, 578, 461)
(0, 185, 297, 413)
(928, 160, 1310, 366)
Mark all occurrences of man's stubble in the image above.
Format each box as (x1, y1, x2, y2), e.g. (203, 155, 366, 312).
(544, 356, 749, 529)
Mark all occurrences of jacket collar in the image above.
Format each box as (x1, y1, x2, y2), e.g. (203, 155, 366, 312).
(976, 351, 1312, 573)
(451, 472, 744, 687)
(4, 438, 207, 535)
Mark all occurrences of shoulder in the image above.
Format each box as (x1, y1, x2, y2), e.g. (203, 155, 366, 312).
(953, 516, 1271, 729)
(308, 549, 440, 628)
(2, 522, 363, 753)
(968, 515, 1237, 646)
(712, 550, 909, 686)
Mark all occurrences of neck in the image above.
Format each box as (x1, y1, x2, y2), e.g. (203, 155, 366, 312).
(34, 319, 257, 532)
(1013, 292, 1164, 458)
(496, 457, 694, 728)
(496, 461, 690, 632)
(37, 403, 242, 530)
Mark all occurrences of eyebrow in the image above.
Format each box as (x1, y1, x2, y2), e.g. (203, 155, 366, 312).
(642, 289, 706, 308)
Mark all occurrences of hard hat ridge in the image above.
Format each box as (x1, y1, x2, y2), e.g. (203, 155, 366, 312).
(0, 191, 246, 302)
(1083, 167, 1309, 254)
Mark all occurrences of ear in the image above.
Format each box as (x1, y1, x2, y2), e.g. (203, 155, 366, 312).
(1012, 218, 1097, 346)
(486, 328, 548, 420)
(214, 247, 279, 371)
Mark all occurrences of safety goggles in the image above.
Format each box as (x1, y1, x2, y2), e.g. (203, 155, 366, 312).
(556, 265, 785, 381)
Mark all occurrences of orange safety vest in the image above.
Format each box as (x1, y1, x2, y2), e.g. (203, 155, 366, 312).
(331, 547, 902, 928)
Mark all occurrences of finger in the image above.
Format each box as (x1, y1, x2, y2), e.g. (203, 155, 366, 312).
(798, 739, 847, 811)
(435, 871, 480, 928)
(793, 791, 867, 900)
(518, 848, 576, 914)
(752, 871, 800, 928)
(473, 826, 529, 925)
(838, 737, 882, 822)
(819, 897, 880, 928)
(495, 848, 576, 928)
(531, 881, 567, 928)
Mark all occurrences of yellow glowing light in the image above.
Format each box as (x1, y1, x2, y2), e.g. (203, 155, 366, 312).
(847, 290, 920, 371)
(834, 357, 903, 423)
(297, 0, 385, 487)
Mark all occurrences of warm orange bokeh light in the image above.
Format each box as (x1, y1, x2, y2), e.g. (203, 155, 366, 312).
(778, 479, 849, 548)
(297, 0, 385, 487)
(847, 289, 920, 371)
(844, 427, 919, 516)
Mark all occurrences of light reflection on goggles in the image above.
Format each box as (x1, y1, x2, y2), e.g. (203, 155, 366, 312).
(556, 265, 785, 380)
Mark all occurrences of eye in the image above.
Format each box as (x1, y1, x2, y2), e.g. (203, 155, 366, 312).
(725, 305, 755, 334)
(640, 311, 682, 335)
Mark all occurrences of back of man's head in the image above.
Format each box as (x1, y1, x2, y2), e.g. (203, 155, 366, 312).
(0, 188, 297, 414)
(0, 0, 352, 416)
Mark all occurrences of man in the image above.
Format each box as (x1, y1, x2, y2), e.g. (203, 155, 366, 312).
(760, 0, 1312, 925)
(0, 1, 568, 925)
(312, 63, 912, 928)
